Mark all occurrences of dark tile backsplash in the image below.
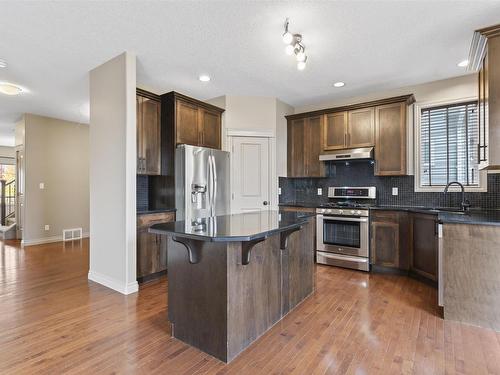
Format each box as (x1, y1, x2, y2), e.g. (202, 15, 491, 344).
(279, 161, 500, 209)
(137, 175, 149, 211)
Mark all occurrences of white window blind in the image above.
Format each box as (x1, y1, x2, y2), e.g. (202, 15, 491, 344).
(420, 102, 478, 187)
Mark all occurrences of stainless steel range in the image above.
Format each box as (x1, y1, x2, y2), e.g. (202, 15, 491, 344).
(316, 187, 376, 272)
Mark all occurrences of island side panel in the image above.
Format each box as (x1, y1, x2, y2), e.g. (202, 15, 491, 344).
(282, 219, 315, 315)
(443, 224, 500, 331)
(167, 236, 229, 361)
(226, 235, 282, 362)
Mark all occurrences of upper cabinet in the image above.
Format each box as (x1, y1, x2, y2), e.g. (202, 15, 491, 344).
(165, 92, 224, 150)
(199, 108, 222, 149)
(287, 116, 324, 177)
(322, 108, 374, 151)
(375, 102, 406, 176)
(470, 25, 500, 170)
(348, 107, 375, 148)
(175, 99, 200, 146)
(287, 95, 413, 177)
(161, 92, 224, 176)
(323, 112, 347, 150)
(137, 89, 161, 175)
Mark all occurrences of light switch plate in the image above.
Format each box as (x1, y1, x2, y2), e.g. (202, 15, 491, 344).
(44, 224, 50, 231)
(392, 187, 398, 196)
(317, 188, 323, 196)
(278, 187, 282, 195)
(39, 182, 45, 189)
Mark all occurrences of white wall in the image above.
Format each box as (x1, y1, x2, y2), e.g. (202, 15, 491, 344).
(20, 114, 89, 245)
(294, 74, 477, 113)
(88, 52, 138, 295)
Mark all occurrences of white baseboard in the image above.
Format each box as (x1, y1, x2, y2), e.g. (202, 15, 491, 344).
(88, 270, 138, 295)
(21, 232, 90, 246)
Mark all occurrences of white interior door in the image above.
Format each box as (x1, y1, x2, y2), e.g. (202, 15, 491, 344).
(231, 136, 270, 213)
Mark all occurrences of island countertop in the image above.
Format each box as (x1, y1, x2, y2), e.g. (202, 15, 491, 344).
(149, 210, 315, 242)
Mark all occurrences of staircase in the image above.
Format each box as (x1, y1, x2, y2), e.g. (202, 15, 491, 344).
(0, 179, 16, 240)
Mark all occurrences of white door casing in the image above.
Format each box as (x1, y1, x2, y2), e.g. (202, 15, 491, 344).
(230, 136, 271, 214)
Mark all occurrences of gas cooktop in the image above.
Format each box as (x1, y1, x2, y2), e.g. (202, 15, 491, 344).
(318, 201, 375, 209)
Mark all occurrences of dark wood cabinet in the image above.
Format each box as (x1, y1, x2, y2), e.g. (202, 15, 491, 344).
(161, 92, 224, 177)
(323, 112, 347, 150)
(287, 116, 324, 177)
(471, 25, 500, 170)
(371, 210, 438, 283)
(287, 95, 414, 176)
(137, 211, 175, 282)
(175, 99, 200, 146)
(137, 230, 166, 279)
(375, 102, 407, 176)
(199, 108, 222, 149)
(410, 213, 438, 281)
(304, 116, 323, 177)
(137, 90, 161, 175)
(171, 94, 223, 150)
(348, 107, 375, 148)
(370, 210, 409, 270)
(287, 118, 306, 177)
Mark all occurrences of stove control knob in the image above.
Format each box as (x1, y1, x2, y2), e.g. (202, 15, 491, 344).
(350, 210, 355, 215)
(339, 210, 343, 214)
(356, 210, 361, 215)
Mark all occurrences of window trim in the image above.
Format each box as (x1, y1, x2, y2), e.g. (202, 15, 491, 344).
(414, 97, 487, 193)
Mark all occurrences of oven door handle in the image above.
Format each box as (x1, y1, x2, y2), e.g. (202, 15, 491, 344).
(322, 216, 368, 223)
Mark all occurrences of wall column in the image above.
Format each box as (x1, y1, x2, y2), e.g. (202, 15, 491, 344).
(88, 52, 137, 294)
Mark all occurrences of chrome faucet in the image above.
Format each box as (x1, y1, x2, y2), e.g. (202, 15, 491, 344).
(444, 181, 470, 212)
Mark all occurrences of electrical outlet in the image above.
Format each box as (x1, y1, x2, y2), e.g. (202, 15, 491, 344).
(392, 187, 398, 196)
(39, 182, 45, 189)
(317, 188, 323, 196)
(278, 187, 282, 195)
(44, 224, 50, 231)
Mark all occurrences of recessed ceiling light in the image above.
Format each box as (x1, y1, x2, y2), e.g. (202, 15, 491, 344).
(333, 82, 345, 88)
(198, 75, 211, 82)
(0, 82, 24, 96)
(457, 60, 469, 68)
(0, 59, 7, 68)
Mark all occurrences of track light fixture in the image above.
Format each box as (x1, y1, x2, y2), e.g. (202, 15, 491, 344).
(282, 18, 308, 70)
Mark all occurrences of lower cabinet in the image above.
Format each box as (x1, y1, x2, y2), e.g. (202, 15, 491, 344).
(410, 213, 438, 281)
(370, 210, 409, 269)
(137, 211, 175, 281)
(371, 210, 438, 282)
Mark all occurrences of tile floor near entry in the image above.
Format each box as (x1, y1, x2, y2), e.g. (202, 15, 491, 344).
(1, 239, 499, 374)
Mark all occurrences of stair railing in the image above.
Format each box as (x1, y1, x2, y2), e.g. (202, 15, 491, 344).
(1, 179, 15, 226)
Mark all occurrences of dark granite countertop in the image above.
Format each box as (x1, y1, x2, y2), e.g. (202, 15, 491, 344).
(437, 210, 500, 226)
(279, 202, 500, 226)
(150, 210, 315, 242)
(279, 202, 319, 208)
(137, 208, 177, 215)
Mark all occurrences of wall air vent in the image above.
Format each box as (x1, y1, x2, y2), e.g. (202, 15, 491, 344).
(63, 227, 83, 241)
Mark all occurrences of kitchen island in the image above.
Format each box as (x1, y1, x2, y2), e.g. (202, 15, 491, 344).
(150, 210, 315, 362)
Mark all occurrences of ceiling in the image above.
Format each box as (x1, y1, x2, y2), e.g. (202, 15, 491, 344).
(0, 1, 499, 146)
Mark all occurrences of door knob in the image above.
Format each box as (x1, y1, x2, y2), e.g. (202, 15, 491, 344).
(263, 201, 269, 206)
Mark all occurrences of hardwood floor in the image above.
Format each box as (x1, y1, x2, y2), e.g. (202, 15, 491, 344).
(1, 239, 500, 374)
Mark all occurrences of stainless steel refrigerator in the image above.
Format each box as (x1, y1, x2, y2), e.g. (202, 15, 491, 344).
(175, 144, 230, 221)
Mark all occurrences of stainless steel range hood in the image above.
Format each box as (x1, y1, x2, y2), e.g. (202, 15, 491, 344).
(319, 147, 374, 162)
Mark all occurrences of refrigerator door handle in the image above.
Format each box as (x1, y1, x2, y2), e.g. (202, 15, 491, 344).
(207, 155, 213, 216)
(211, 155, 217, 215)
